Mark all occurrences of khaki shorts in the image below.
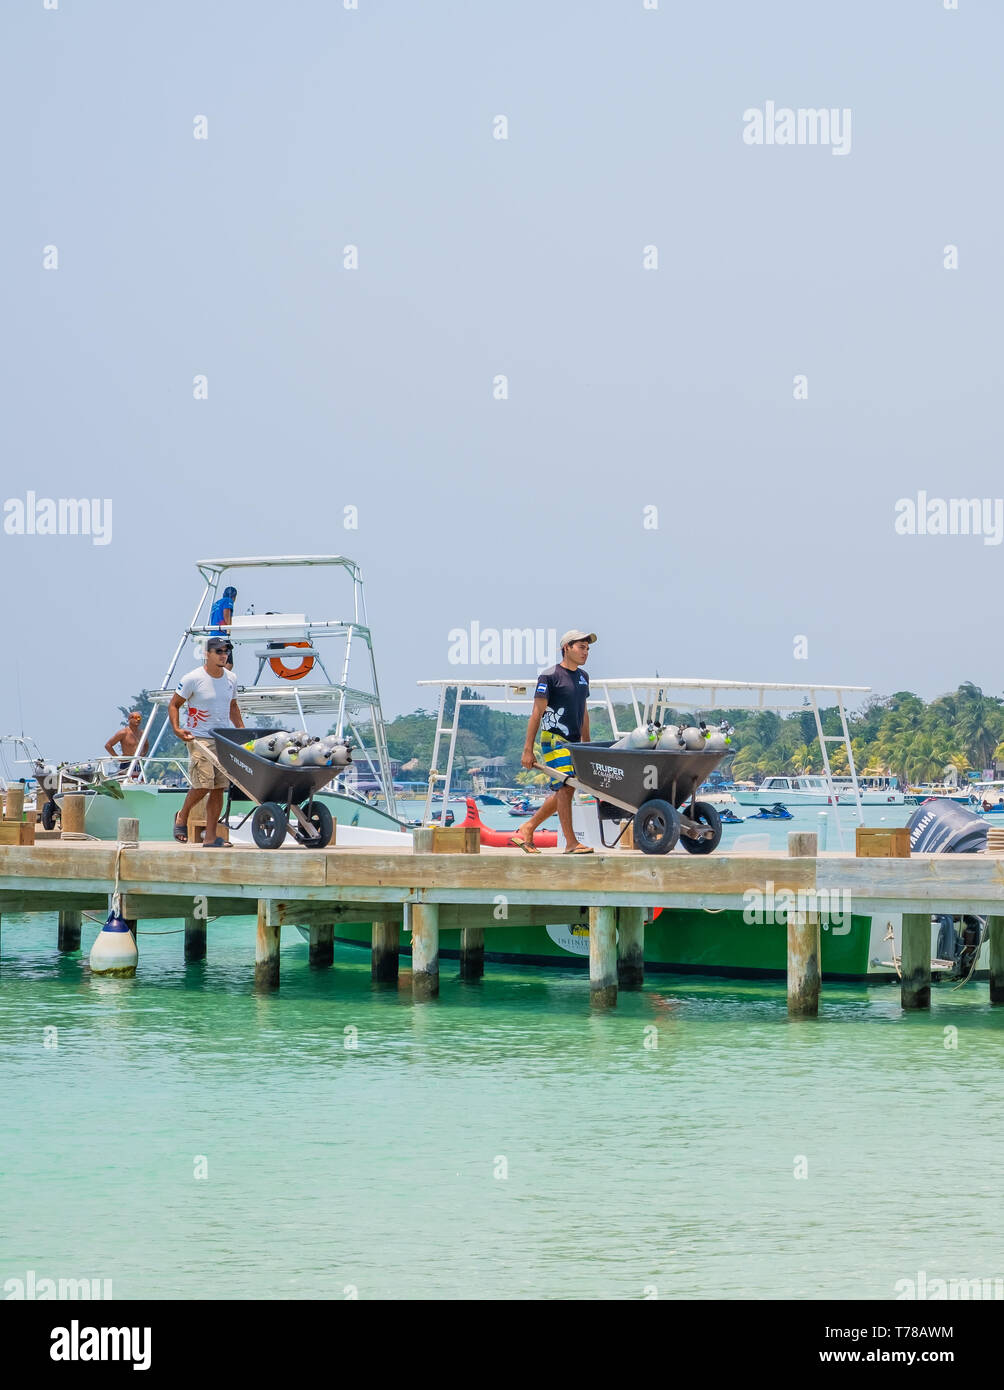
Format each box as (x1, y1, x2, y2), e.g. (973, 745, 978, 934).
(188, 738, 228, 790)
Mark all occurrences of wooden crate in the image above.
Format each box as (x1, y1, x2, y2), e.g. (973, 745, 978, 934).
(0, 817, 36, 846)
(416, 826, 480, 854)
(855, 826, 910, 858)
(187, 808, 230, 845)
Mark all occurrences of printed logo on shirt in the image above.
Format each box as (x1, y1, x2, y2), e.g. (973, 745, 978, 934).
(578, 674, 588, 684)
(187, 708, 209, 728)
(536, 682, 548, 694)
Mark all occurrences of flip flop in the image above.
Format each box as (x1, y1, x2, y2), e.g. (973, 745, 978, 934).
(202, 838, 230, 848)
(509, 836, 540, 854)
(173, 816, 188, 843)
(563, 844, 595, 854)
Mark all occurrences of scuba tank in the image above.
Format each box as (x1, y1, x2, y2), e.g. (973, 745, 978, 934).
(277, 747, 301, 767)
(245, 731, 293, 760)
(614, 723, 662, 750)
(704, 721, 734, 753)
(297, 743, 332, 767)
(656, 724, 685, 750)
(680, 725, 707, 750)
(319, 737, 352, 767)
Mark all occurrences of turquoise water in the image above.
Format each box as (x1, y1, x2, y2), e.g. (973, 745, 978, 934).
(2, 910, 1003, 1300)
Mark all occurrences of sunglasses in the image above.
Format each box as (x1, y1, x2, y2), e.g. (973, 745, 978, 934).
(209, 646, 232, 655)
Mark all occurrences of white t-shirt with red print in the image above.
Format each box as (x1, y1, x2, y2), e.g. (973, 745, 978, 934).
(175, 667, 238, 739)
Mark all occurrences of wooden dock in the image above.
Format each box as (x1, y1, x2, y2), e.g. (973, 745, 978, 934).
(2, 836, 1004, 1012)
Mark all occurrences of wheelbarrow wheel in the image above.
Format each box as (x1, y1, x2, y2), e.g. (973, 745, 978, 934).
(633, 798, 681, 855)
(294, 801, 334, 848)
(40, 800, 58, 831)
(680, 801, 722, 855)
(251, 801, 288, 850)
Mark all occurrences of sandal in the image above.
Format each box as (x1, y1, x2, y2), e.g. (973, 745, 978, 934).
(202, 837, 230, 848)
(173, 815, 188, 843)
(563, 844, 595, 855)
(509, 835, 540, 854)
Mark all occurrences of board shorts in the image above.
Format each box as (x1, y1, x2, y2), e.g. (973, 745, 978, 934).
(188, 737, 228, 790)
(540, 731, 576, 784)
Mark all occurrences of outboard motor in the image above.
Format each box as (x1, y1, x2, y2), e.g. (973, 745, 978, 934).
(909, 802, 987, 979)
(907, 799, 987, 854)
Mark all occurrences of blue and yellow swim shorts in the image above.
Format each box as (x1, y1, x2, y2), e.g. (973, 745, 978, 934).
(540, 731, 575, 783)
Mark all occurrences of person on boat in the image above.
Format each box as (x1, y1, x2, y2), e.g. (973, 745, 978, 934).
(168, 636, 244, 847)
(515, 630, 596, 855)
(103, 710, 149, 774)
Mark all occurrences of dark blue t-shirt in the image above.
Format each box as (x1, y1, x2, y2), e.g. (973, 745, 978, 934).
(536, 664, 589, 742)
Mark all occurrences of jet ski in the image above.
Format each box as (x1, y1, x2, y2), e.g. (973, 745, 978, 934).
(748, 802, 793, 820)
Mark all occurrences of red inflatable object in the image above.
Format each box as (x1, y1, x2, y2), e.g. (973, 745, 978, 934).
(461, 797, 559, 849)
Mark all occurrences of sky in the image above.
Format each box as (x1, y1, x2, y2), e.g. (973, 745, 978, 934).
(1, 0, 1002, 758)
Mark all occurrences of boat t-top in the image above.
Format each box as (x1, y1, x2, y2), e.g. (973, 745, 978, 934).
(79, 556, 404, 840)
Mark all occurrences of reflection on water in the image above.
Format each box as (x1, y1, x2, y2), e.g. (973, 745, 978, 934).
(1, 911, 1002, 1300)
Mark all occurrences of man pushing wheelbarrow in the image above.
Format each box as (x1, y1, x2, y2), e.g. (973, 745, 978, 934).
(514, 629, 597, 855)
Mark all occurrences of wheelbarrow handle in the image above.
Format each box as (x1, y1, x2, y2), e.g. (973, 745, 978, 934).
(532, 762, 640, 819)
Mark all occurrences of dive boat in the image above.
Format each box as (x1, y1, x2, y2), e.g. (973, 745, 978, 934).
(75, 557, 406, 841)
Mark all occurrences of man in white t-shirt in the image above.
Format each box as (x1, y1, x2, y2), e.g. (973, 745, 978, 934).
(168, 635, 244, 846)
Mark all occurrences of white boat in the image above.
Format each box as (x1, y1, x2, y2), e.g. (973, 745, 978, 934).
(972, 781, 1004, 813)
(74, 556, 407, 842)
(835, 775, 904, 806)
(905, 783, 979, 807)
(732, 775, 839, 807)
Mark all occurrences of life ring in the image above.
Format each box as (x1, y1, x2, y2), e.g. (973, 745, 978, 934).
(269, 642, 315, 681)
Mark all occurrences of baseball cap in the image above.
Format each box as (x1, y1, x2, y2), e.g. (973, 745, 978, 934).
(560, 629, 597, 650)
(206, 635, 232, 651)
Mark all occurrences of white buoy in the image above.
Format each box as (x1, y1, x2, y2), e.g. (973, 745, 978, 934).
(89, 910, 138, 978)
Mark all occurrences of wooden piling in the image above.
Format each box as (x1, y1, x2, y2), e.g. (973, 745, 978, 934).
(117, 817, 140, 842)
(589, 905, 617, 1007)
(411, 904, 440, 1000)
(309, 922, 334, 969)
(459, 925, 485, 980)
(57, 909, 81, 953)
(989, 917, 1004, 1006)
(371, 920, 400, 983)
(787, 831, 820, 1017)
(4, 785, 25, 821)
(184, 913, 207, 962)
(901, 912, 931, 1010)
(616, 907, 645, 990)
(61, 794, 85, 835)
(255, 899, 281, 991)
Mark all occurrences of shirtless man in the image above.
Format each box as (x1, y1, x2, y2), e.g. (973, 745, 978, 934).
(104, 711, 150, 774)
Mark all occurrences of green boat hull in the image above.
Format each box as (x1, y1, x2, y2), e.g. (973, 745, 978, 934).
(329, 910, 876, 982)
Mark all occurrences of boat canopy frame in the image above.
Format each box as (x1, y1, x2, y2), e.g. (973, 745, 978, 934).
(416, 677, 871, 848)
(124, 556, 397, 816)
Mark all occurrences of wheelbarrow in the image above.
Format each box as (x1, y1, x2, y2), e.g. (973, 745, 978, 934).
(535, 742, 730, 854)
(207, 727, 341, 849)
